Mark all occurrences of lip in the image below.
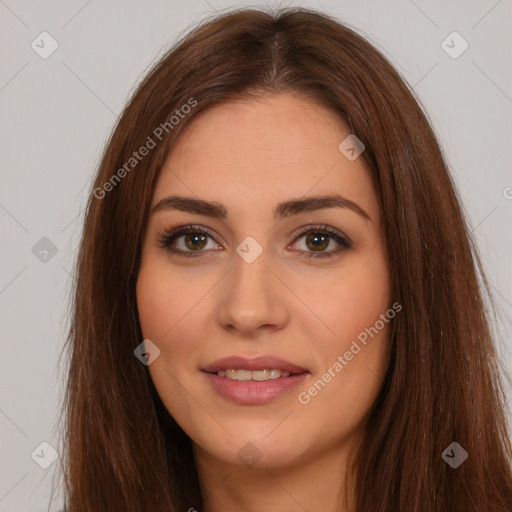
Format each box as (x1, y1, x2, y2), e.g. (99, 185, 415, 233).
(201, 355, 307, 374)
(204, 372, 309, 405)
(201, 355, 309, 405)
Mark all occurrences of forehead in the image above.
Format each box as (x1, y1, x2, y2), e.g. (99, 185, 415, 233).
(152, 93, 378, 222)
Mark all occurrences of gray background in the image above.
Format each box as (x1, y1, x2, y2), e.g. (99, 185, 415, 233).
(1, 0, 511, 510)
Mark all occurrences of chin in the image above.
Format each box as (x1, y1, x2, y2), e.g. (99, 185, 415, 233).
(194, 427, 310, 469)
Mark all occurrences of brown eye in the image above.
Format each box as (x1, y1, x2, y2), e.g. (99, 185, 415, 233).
(156, 225, 219, 257)
(291, 225, 351, 259)
(304, 233, 330, 252)
(183, 233, 208, 251)
(157, 223, 351, 260)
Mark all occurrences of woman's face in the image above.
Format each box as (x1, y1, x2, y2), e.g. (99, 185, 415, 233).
(136, 92, 391, 471)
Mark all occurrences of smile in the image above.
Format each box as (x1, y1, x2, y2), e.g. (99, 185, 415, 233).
(201, 355, 309, 404)
(215, 369, 292, 380)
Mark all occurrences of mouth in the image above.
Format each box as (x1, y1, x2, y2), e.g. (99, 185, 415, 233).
(201, 355, 309, 404)
(212, 368, 301, 380)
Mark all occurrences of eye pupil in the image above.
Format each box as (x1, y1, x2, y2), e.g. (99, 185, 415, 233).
(306, 233, 329, 251)
(185, 233, 207, 250)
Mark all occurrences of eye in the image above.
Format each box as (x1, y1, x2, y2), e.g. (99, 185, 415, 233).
(155, 223, 351, 259)
(156, 224, 220, 257)
(290, 224, 351, 259)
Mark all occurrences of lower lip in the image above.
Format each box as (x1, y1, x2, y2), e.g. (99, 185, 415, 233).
(203, 372, 309, 405)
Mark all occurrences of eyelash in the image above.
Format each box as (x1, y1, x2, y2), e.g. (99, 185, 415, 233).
(155, 223, 352, 259)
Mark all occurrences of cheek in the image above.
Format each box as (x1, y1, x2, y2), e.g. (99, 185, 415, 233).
(297, 328, 389, 449)
(136, 261, 206, 342)
(136, 265, 204, 425)
(328, 271, 389, 345)
(136, 261, 214, 380)
(297, 249, 390, 353)
(296, 250, 391, 409)
(136, 270, 174, 341)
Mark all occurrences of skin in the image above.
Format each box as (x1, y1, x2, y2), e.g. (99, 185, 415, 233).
(136, 92, 391, 512)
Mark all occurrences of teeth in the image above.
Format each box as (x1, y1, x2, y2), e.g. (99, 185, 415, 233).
(253, 370, 270, 381)
(236, 370, 252, 381)
(216, 369, 292, 380)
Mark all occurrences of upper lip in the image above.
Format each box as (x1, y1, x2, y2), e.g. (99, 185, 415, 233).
(202, 355, 308, 374)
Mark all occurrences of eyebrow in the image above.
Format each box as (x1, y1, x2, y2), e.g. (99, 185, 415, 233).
(150, 194, 371, 222)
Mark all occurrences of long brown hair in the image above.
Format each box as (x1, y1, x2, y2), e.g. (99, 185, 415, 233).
(54, 6, 512, 511)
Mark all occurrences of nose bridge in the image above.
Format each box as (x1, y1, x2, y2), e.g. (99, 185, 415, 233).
(216, 241, 289, 334)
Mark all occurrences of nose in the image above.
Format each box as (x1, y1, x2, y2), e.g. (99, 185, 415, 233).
(216, 248, 290, 337)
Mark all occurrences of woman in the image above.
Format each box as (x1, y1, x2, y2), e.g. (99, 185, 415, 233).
(55, 6, 512, 511)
